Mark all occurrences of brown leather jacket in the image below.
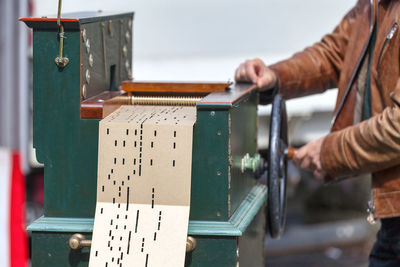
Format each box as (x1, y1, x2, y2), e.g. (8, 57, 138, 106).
(269, 0, 400, 218)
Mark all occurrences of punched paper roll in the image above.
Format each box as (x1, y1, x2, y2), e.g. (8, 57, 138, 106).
(89, 105, 196, 267)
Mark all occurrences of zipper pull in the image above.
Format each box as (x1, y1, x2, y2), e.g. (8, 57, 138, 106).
(367, 200, 377, 225)
(367, 213, 377, 224)
(387, 23, 398, 40)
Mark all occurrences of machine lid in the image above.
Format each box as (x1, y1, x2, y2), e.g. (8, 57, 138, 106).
(198, 83, 258, 110)
(19, 11, 134, 30)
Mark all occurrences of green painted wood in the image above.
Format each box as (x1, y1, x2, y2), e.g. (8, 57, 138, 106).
(27, 217, 94, 233)
(190, 109, 230, 221)
(229, 89, 259, 215)
(185, 236, 238, 267)
(33, 29, 99, 218)
(189, 184, 267, 236)
(30, 205, 266, 267)
(238, 203, 265, 267)
(30, 14, 132, 219)
(31, 232, 92, 267)
(31, 232, 237, 267)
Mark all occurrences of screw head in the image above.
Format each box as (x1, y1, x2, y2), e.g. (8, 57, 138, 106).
(82, 29, 87, 42)
(86, 69, 91, 84)
(128, 19, 133, 30)
(85, 39, 90, 53)
(88, 53, 94, 67)
(82, 84, 87, 99)
(123, 45, 128, 57)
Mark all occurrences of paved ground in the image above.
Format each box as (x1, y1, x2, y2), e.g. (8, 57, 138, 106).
(265, 242, 373, 267)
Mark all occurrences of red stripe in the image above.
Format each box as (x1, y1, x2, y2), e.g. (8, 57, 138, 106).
(9, 152, 28, 267)
(19, 17, 79, 22)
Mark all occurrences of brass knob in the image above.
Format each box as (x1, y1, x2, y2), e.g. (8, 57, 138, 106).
(69, 233, 92, 250)
(186, 236, 197, 253)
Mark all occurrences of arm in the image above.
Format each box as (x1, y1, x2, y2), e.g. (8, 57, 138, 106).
(270, 1, 363, 99)
(293, 86, 400, 180)
(321, 87, 400, 179)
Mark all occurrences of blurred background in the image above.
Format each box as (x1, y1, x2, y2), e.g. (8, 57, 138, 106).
(1, 0, 379, 266)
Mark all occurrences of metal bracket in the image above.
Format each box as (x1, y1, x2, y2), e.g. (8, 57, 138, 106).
(54, 0, 69, 68)
(241, 153, 261, 173)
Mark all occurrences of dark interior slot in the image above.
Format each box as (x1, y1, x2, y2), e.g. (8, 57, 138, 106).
(109, 64, 117, 91)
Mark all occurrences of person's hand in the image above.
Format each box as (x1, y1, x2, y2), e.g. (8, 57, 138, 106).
(235, 58, 277, 91)
(292, 137, 327, 179)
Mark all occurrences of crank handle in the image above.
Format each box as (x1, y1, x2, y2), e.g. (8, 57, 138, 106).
(285, 146, 296, 160)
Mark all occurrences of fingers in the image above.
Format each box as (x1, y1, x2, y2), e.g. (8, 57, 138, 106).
(294, 149, 320, 172)
(292, 147, 306, 167)
(293, 148, 312, 171)
(294, 149, 313, 171)
(234, 58, 267, 84)
(244, 61, 259, 83)
(292, 137, 327, 179)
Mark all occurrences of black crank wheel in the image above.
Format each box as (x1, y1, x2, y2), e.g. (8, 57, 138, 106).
(267, 94, 288, 239)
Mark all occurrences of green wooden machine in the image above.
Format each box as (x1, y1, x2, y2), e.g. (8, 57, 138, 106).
(21, 11, 289, 267)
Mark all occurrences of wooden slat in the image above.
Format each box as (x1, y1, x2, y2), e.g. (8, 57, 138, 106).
(121, 81, 231, 93)
(80, 91, 125, 119)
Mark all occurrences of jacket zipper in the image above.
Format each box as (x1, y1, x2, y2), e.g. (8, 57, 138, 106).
(366, 23, 398, 225)
(367, 189, 376, 224)
(377, 23, 398, 65)
(367, 0, 379, 225)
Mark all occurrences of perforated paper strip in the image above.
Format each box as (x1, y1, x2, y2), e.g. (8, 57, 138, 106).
(89, 105, 196, 267)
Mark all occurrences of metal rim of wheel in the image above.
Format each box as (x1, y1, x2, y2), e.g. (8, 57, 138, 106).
(267, 94, 288, 239)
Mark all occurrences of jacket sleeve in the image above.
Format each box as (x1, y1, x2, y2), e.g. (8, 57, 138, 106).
(321, 83, 400, 179)
(268, 1, 365, 99)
